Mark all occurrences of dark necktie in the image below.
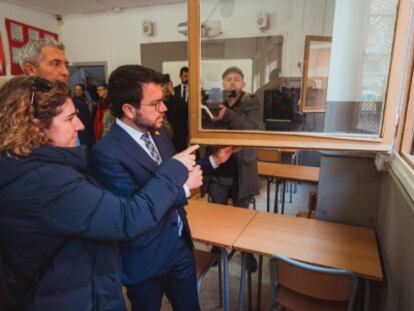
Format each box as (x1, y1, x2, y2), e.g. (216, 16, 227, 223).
(182, 85, 187, 102)
(140, 133, 161, 165)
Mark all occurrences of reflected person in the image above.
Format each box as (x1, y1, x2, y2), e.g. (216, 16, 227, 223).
(206, 66, 260, 272)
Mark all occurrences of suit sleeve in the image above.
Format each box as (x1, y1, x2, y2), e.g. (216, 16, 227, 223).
(91, 141, 188, 207)
(36, 159, 188, 240)
(197, 157, 214, 175)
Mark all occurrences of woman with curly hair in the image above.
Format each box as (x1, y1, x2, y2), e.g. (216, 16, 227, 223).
(0, 76, 201, 311)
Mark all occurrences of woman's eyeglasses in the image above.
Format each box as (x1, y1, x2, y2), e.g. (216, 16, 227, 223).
(30, 77, 53, 106)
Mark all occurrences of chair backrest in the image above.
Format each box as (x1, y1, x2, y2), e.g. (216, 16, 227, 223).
(271, 254, 358, 302)
(256, 149, 281, 162)
(194, 249, 217, 279)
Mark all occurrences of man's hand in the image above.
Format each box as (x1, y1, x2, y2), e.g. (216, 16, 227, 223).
(185, 165, 203, 190)
(213, 104, 227, 121)
(173, 145, 199, 171)
(212, 146, 234, 166)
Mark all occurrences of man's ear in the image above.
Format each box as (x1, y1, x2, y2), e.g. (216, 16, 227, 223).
(121, 103, 135, 120)
(242, 80, 246, 89)
(23, 63, 37, 76)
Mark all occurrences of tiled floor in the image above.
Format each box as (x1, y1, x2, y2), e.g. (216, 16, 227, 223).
(126, 177, 318, 310)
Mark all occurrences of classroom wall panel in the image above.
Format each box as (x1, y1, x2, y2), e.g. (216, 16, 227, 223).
(373, 173, 414, 311)
(316, 154, 382, 227)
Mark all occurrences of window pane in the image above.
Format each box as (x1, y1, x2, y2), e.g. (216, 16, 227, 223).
(199, 0, 399, 137)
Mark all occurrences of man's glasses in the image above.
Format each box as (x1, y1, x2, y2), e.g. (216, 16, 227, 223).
(30, 77, 53, 106)
(141, 99, 164, 111)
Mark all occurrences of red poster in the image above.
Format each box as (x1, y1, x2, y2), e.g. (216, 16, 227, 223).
(0, 32, 5, 76)
(5, 19, 59, 75)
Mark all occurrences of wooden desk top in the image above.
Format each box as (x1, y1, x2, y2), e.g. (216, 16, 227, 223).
(233, 212, 383, 281)
(186, 199, 256, 248)
(257, 162, 320, 183)
(273, 163, 320, 183)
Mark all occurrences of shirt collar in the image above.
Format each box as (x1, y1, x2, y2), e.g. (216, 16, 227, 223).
(116, 118, 147, 142)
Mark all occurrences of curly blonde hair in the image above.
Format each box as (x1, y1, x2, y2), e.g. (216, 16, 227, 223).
(0, 76, 69, 157)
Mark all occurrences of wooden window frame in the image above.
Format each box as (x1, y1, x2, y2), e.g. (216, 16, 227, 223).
(187, 0, 409, 152)
(399, 42, 414, 169)
(300, 35, 332, 113)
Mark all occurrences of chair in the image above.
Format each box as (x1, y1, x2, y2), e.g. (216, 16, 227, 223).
(193, 249, 223, 307)
(270, 254, 358, 311)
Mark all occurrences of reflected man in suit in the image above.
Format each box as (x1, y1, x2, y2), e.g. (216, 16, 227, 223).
(92, 65, 232, 311)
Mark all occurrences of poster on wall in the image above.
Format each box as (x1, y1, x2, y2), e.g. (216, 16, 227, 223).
(0, 32, 5, 76)
(5, 19, 58, 75)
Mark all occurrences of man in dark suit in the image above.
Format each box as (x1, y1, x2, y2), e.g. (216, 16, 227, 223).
(173, 66, 189, 104)
(171, 67, 190, 152)
(72, 83, 95, 149)
(162, 73, 188, 152)
(92, 65, 232, 311)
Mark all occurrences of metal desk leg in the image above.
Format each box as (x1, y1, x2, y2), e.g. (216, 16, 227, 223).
(257, 255, 263, 311)
(221, 248, 230, 311)
(218, 257, 223, 308)
(266, 177, 271, 212)
(238, 252, 247, 311)
(247, 270, 252, 310)
(364, 279, 371, 311)
(269, 259, 276, 309)
(273, 179, 279, 213)
(281, 180, 286, 214)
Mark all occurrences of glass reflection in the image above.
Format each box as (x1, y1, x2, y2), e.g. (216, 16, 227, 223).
(199, 0, 399, 136)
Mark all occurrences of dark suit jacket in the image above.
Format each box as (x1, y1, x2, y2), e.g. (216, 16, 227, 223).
(173, 84, 188, 104)
(166, 93, 189, 152)
(91, 124, 212, 285)
(73, 97, 95, 150)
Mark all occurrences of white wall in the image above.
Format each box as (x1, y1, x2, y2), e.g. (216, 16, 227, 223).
(0, 0, 334, 79)
(62, 0, 335, 77)
(0, 1, 62, 79)
(62, 2, 189, 77)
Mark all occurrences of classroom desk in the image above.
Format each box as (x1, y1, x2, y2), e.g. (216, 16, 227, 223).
(257, 162, 320, 214)
(185, 199, 256, 311)
(233, 211, 383, 311)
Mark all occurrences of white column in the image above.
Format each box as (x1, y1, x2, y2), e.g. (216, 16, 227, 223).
(327, 0, 371, 102)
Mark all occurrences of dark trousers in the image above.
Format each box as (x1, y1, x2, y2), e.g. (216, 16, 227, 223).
(126, 236, 200, 311)
(208, 179, 252, 208)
